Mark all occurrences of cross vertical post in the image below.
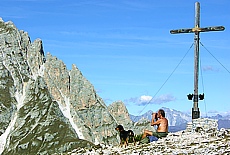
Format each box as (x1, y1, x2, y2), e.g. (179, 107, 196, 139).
(170, 2, 225, 119)
(193, 2, 200, 119)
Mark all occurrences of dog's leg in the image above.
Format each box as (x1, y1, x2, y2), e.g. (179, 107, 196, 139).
(133, 137, 136, 146)
(125, 138, 129, 148)
(119, 139, 122, 147)
(120, 139, 125, 148)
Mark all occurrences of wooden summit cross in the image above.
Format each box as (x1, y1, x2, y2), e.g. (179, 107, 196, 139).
(170, 2, 225, 119)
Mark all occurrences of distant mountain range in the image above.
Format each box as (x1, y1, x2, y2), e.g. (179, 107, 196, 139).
(130, 107, 230, 132)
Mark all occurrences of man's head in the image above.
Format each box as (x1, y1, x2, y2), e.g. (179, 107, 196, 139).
(158, 109, 165, 117)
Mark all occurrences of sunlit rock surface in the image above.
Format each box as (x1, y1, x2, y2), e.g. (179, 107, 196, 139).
(2, 77, 84, 155)
(44, 53, 118, 145)
(0, 17, 118, 154)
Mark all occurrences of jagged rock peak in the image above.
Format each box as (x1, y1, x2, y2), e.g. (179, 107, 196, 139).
(0, 18, 119, 154)
(108, 101, 132, 126)
(0, 18, 93, 154)
(1, 77, 84, 155)
(0, 18, 45, 82)
(44, 51, 119, 145)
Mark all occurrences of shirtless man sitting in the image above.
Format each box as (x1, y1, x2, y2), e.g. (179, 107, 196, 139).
(142, 109, 168, 139)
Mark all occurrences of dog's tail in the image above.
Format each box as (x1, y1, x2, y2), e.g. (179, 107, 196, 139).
(128, 130, 135, 136)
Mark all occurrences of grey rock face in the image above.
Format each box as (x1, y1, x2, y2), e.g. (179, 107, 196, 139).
(44, 54, 118, 145)
(0, 62, 16, 137)
(2, 77, 82, 155)
(108, 101, 133, 127)
(68, 64, 116, 144)
(0, 17, 119, 154)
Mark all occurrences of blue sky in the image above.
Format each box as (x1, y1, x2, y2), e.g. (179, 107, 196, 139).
(1, 0, 229, 116)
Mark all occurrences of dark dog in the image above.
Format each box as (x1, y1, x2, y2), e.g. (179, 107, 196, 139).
(115, 125, 136, 147)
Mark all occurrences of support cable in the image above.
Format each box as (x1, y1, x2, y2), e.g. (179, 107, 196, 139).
(135, 43, 194, 118)
(199, 58, 207, 117)
(200, 42, 230, 74)
(199, 41, 230, 118)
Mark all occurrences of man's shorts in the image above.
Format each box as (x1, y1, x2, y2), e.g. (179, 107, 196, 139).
(151, 131, 168, 138)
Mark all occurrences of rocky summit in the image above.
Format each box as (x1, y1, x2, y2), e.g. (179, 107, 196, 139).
(0, 17, 230, 155)
(71, 126, 230, 155)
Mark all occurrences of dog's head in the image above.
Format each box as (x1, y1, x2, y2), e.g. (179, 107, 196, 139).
(115, 125, 124, 132)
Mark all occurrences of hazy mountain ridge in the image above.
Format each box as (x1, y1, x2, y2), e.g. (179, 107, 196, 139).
(130, 107, 191, 132)
(130, 107, 230, 132)
(130, 107, 191, 125)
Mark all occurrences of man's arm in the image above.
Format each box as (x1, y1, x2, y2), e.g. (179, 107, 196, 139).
(151, 113, 161, 126)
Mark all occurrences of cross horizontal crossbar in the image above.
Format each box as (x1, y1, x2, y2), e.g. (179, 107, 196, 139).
(170, 26, 225, 34)
(169, 2, 225, 119)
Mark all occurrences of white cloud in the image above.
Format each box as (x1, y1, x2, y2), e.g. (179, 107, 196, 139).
(202, 66, 219, 72)
(140, 95, 153, 103)
(125, 94, 176, 106)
